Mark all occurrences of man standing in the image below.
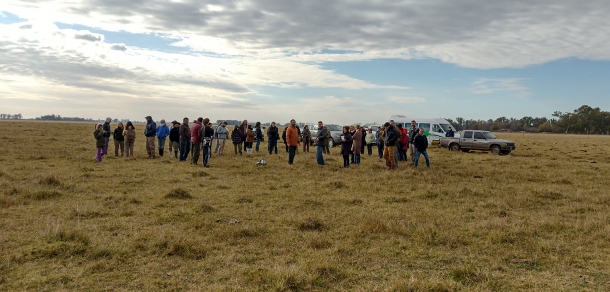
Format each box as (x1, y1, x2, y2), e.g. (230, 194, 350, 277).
(169, 120, 181, 159)
(239, 120, 248, 152)
(103, 117, 112, 157)
(216, 121, 229, 155)
(190, 117, 203, 165)
(324, 126, 331, 154)
(389, 120, 400, 169)
(179, 117, 191, 162)
(201, 118, 214, 168)
(446, 127, 455, 137)
(383, 122, 399, 170)
(414, 128, 430, 167)
(314, 121, 327, 165)
(267, 122, 279, 155)
(286, 119, 300, 165)
(255, 122, 263, 152)
(408, 120, 418, 165)
(144, 116, 157, 158)
(156, 119, 170, 157)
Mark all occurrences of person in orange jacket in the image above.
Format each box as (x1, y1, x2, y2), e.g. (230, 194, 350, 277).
(286, 119, 300, 165)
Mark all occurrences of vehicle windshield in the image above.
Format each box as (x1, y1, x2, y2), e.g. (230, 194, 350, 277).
(439, 124, 453, 132)
(483, 132, 498, 139)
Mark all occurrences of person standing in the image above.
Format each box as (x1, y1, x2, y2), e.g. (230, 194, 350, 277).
(201, 118, 214, 168)
(231, 125, 242, 155)
(314, 121, 327, 165)
(396, 124, 407, 161)
(216, 121, 229, 155)
(351, 125, 362, 165)
(156, 119, 170, 157)
(389, 120, 401, 169)
(365, 128, 375, 156)
(281, 126, 288, 153)
(383, 122, 399, 170)
(113, 122, 125, 156)
(123, 122, 136, 158)
(102, 118, 112, 157)
(286, 119, 300, 165)
(324, 126, 331, 154)
(301, 125, 311, 153)
(267, 122, 279, 155)
(245, 124, 255, 155)
(239, 120, 248, 152)
(190, 117, 203, 165)
(169, 121, 180, 159)
(179, 117, 191, 162)
(340, 126, 353, 168)
(446, 127, 455, 137)
(409, 120, 418, 165)
(144, 116, 157, 159)
(254, 122, 263, 152)
(94, 124, 106, 163)
(360, 127, 366, 154)
(414, 128, 430, 167)
(377, 127, 385, 158)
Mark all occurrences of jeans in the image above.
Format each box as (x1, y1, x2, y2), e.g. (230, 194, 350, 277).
(354, 154, 361, 164)
(303, 140, 309, 152)
(179, 140, 190, 161)
(415, 150, 430, 167)
(255, 138, 261, 152)
(383, 145, 395, 169)
(316, 146, 325, 165)
(214, 139, 221, 153)
(191, 142, 201, 164)
(288, 146, 297, 164)
(245, 141, 253, 149)
(377, 144, 384, 157)
(367, 143, 373, 155)
(233, 142, 242, 154)
(343, 154, 350, 167)
(268, 139, 278, 154)
(157, 137, 166, 149)
(103, 137, 109, 156)
(202, 145, 211, 166)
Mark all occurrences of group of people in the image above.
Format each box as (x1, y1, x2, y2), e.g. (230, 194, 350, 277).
(93, 116, 431, 170)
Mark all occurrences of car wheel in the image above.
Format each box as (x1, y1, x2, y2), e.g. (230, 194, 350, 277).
(491, 145, 501, 155)
(328, 139, 334, 148)
(450, 143, 460, 152)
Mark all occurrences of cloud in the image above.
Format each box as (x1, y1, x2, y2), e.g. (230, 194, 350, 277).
(471, 78, 530, 96)
(19, 24, 32, 29)
(387, 96, 426, 104)
(110, 44, 126, 51)
(74, 32, 102, 42)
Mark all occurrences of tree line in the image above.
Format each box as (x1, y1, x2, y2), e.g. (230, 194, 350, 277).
(0, 114, 23, 120)
(446, 105, 609, 134)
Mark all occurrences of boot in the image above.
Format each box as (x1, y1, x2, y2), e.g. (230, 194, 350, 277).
(159, 149, 164, 157)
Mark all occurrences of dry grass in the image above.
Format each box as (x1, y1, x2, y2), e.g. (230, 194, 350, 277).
(1, 121, 610, 291)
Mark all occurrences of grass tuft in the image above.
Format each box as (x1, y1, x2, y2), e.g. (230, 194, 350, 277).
(39, 175, 62, 186)
(237, 197, 253, 203)
(298, 218, 324, 231)
(192, 170, 207, 177)
(200, 203, 216, 213)
(328, 181, 345, 189)
(30, 190, 63, 200)
(164, 188, 192, 199)
(449, 267, 482, 285)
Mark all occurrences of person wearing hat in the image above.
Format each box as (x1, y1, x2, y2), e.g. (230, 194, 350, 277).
(445, 126, 455, 137)
(169, 120, 181, 158)
(156, 119, 170, 157)
(94, 123, 106, 162)
(102, 117, 112, 157)
(144, 116, 157, 159)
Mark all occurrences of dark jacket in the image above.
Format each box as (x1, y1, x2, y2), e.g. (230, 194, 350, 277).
(179, 123, 190, 141)
(340, 132, 353, 156)
(281, 129, 287, 143)
(255, 127, 263, 140)
(145, 120, 157, 137)
(268, 126, 280, 140)
(239, 123, 248, 139)
(113, 127, 124, 141)
(169, 127, 180, 143)
(409, 127, 418, 145)
(231, 129, 242, 143)
(384, 125, 399, 147)
(414, 134, 428, 152)
(315, 127, 327, 147)
(445, 130, 455, 137)
(94, 130, 105, 147)
(201, 125, 215, 146)
(103, 122, 111, 138)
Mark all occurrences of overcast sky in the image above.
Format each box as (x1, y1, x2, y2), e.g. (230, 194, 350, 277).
(1, 1, 609, 124)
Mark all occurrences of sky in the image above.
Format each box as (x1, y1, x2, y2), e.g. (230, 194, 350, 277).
(1, 1, 610, 125)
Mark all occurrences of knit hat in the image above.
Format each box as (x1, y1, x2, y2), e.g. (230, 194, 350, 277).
(160, 119, 166, 125)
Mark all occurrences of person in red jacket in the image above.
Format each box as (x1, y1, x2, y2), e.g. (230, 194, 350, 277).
(190, 117, 203, 165)
(398, 124, 408, 161)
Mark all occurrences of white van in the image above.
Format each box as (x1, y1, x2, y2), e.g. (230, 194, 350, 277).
(387, 115, 459, 144)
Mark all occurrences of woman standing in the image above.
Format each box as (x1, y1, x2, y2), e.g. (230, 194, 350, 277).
(365, 128, 375, 156)
(351, 125, 362, 165)
(301, 125, 311, 153)
(254, 122, 263, 152)
(245, 124, 255, 154)
(231, 125, 242, 155)
(340, 126, 353, 168)
(94, 124, 106, 162)
(123, 122, 136, 158)
(113, 122, 125, 156)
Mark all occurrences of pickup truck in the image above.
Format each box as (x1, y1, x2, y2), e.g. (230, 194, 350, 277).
(439, 130, 516, 155)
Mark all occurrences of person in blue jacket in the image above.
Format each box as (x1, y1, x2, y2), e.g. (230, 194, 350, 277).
(156, 119, 170, 157)
(144, 116, 157, 159)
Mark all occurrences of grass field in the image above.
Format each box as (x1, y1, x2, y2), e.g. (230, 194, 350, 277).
(1, 121, 610, 291)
